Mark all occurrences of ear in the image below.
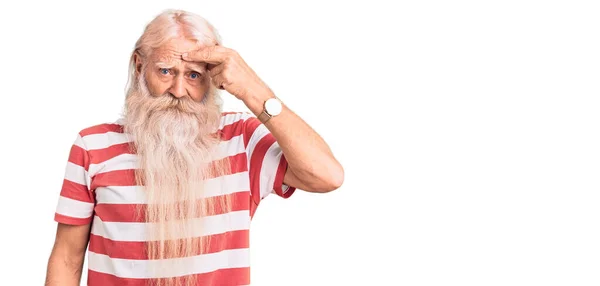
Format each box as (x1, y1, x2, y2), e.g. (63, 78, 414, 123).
(133, 52, 143, 75)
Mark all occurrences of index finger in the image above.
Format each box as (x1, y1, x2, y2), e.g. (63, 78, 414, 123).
(182, 45, 229, 64)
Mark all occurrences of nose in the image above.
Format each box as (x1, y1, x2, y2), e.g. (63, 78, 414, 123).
(169, 76, 188, 98)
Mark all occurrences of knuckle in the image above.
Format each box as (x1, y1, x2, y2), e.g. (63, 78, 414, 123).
(202, 48, 213, 60)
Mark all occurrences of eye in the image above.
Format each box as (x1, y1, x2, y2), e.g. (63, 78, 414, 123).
(159, 68, 170, 75)
(190, 72, 202, 79)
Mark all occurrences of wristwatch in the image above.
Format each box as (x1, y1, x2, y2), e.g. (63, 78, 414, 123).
(258, 96, 283, 123)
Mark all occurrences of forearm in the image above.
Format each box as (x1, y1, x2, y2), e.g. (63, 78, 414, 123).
(243, 88, 344, 191)
(45, 251, 84, 286)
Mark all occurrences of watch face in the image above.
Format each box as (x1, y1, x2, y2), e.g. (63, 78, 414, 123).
(265, 98, 282, 116)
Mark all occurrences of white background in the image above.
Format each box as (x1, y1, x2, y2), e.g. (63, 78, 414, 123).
(0, 0, 599, 285)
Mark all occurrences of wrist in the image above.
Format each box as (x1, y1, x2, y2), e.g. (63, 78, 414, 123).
(243, 86, 276, 117)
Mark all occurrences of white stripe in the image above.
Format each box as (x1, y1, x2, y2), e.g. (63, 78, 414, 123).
(89, 153, 138, 175)
(55, 196, 94, 219)
(81, 113, 250, 152)
(215, 134, 245, 161)
(259, 142, 283, 199)
(95, 186, 146, 205)
(219, 112, 253, 129)
(88, 248, 250, 279)
(82, 131, 131, 150)
(86, 135, 245, 176)
(114, 113, 250, 132)
(64, 162, 89, 187)
(91, 210, 250, 242)
(95, 171, 251, 204)
(202, 171, 250, 197)
(73, 134, 86, 149)
(246, 124, 269, 166)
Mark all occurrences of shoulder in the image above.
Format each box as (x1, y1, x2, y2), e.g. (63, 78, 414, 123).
(219, 111, 257, 133)
(219, 111, 256, 128)
(74, 120, 127, 150)
(218, 111, 262, 144)
(78, 122, 124, 137)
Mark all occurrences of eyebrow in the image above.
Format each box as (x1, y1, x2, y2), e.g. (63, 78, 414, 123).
(155, 62, 207, 74)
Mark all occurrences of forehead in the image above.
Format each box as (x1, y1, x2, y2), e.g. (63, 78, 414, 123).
(148, 38, 207, 69)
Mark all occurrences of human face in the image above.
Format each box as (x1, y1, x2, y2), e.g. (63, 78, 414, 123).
(135, 38, 210, 102)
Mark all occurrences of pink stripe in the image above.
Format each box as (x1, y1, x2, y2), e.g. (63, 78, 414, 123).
(54, 213, 92, 225)
(67, 144, 89, 171)
(95, 191, 251, 222)
(87, 267, 250, 286)
(248, 134, 275, 217)
(89, 229, 250, 260)
(274, 154, 295, 198)
(60, 179, 93, 203)
(80, 123, 123, 137)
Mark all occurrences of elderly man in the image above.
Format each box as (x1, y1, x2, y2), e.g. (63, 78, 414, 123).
(45, 9, 343, 286)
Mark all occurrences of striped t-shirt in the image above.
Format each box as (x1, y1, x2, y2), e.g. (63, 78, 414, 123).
(53, 111, 296, 285)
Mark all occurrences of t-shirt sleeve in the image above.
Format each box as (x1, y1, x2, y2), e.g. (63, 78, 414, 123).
(53, 133, 95, 225)
(244, 115, 296, 205)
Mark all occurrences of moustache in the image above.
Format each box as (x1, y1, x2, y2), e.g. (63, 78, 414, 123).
(146, 94, 204, 114)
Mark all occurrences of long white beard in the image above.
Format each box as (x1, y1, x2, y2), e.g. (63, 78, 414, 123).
(122, 75, 230, 285)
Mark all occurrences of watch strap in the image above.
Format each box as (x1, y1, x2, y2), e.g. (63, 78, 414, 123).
(258, 110, 272, 123)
